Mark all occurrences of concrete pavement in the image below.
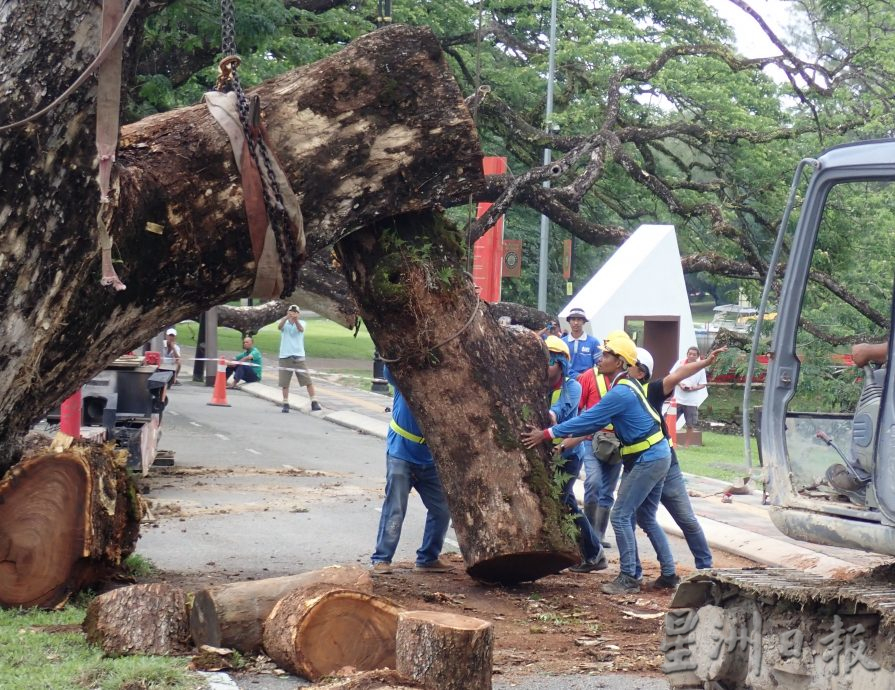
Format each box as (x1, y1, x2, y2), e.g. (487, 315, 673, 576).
(234, 370, 891, 575)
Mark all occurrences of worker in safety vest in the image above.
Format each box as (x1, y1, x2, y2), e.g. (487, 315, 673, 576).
(370, 367, 451, 575)
(522, 331, 674, 595)
(627, 346, 725, 586)
(571, 359, 621, 548)
(542, 336, 607, 573)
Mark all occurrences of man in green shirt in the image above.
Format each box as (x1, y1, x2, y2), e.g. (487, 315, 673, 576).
(226, 336, 263, 388)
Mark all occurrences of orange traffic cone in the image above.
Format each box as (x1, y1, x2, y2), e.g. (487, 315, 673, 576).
(207, 357, 231, 407)
(665, 397, 678, 448)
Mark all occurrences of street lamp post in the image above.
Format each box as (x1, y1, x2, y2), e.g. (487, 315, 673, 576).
(537, 0, 558, 312)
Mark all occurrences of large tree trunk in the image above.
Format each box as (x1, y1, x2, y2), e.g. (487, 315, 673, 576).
(190, 565, 373, 653)
(0, 4, 482, 474)
(336, 213, 579, 583)
(0, 441, 142, 608)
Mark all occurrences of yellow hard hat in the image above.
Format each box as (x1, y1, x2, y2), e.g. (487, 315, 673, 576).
(601, 330, 638, 367)
(544, 335, 570, 360)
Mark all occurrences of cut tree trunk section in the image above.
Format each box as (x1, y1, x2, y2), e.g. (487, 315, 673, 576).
(83, 583, 190, 656)
(0, 440, 141, 608)
(263, 585, 403, 680)
(337, 214, 580, 583)
(190, 565, 373, 653)
(395, 610, 493, 690)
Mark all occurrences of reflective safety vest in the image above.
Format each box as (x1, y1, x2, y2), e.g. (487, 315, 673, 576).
(593, 367, 614, 432)
(389, 419, 426, 444)
(616, 378, 665, 456)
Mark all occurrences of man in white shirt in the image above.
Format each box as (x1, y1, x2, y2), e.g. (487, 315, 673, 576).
(670, 346, 708, 448)
(277, 305, 321, 413)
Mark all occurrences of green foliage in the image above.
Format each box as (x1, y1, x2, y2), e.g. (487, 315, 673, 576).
(123, 553, 158, 578)
(129, 0, 895, 322)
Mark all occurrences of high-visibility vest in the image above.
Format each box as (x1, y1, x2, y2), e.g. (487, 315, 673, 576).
(389, 419, 425, 444)
(593, 368, 614, 432)
(616, 378, 665, 456)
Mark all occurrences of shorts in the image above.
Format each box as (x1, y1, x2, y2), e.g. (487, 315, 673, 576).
(279, 356, 311, 387)
(679, 404, 699, 428)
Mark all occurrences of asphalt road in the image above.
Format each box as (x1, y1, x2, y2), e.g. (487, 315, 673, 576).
(138, 381, 678, 689)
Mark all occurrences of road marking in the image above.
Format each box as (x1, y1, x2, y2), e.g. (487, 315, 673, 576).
(246, 448, 261, 456)
(215, 433, 229, 441)
(190, 421, 202, 427)
(167, 410, 180, 416)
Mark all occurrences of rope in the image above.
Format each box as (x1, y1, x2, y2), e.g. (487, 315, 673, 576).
(377, 296, 483, 364)
(0, 0, 140, 133)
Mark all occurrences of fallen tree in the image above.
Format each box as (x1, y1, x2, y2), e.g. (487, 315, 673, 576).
(1, 2, 578, 593)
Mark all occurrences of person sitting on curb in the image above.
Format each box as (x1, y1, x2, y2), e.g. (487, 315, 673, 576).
(626, 346, 725, 588)
(370, 367, 452, 575)
(541, 336, 607, 574)
(226, 335, 262, 388)
(522, 330, 674, 595)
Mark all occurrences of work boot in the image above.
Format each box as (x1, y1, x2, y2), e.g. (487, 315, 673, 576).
(593, 506, 612, 548)
(601, 573, 641, 595)
(282, 403, 290, 413)
(568, 554, 608, 573)
(371, 562, 393, 575)
(649, 573, 681, 590)
(415, 558, 452, 573)
(311, 400, 322, 412)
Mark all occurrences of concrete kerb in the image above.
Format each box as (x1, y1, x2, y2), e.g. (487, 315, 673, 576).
(238, 378, 861, 574)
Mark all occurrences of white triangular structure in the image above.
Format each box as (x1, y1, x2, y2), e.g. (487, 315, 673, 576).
(559, 224, 696, 367)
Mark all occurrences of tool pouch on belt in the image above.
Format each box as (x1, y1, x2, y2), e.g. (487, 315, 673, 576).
(594, 430, 622, 465)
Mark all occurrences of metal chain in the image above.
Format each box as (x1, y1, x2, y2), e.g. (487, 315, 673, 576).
(219, 0, 298, 294)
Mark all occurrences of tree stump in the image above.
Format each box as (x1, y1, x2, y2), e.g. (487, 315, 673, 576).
(190, 565, 373, 653)
(0, 443, 141, 608)
(318, 670, 424, 689)
(83, 583, 190, 656)
(395, 611, 493, 690)
(263, 585, 403, 680)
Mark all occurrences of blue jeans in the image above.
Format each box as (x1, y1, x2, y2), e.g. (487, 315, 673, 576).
(610, 453, 672, 577)
(661, 457, 712, 569)
(559, 450, 602, 561)
(581, 439, 623, 508)
(634, 488, 676, 579)
(372, 454, 450, 566)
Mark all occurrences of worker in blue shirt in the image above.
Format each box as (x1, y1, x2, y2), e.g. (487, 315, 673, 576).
(370, 367, 451, 575)
(562, 307, 602, 378)
(523, 331, 674, 595)
(543, 336, 607, 573)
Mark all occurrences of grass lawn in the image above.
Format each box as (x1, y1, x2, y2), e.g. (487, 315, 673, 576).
(0, 604, 200, 690)
(674, 431, 760, 483)
(176, 316, 375, 365)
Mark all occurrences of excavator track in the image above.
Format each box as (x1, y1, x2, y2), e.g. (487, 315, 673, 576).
(661, 568, 895, 689)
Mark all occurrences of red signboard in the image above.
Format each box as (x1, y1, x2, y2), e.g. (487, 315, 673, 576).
(472, 156, 508, 302)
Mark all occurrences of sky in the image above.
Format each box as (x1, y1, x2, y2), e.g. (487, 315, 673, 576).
(707, 0, 799, 58)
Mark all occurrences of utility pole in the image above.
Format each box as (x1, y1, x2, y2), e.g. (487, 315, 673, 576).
(537, 0, 558, 312)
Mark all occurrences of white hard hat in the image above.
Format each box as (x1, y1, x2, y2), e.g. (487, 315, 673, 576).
(635, 347, 654, 378)
(165, 328, 177, 336)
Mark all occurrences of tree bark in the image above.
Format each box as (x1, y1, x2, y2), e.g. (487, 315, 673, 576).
(0, 441, 142, 608)
(395, 611, 493, 690)
(83, 583, 190, 656)
(336, 212, 579, 583)
(262, 585, 403, 680)
(190, 565, 373, 653)
(0, 6, 483, 475)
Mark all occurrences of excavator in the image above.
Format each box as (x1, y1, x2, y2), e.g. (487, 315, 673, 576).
(663, 139, 895, 690)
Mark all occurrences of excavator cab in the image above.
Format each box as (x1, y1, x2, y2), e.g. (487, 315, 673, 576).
(758, 139, 895, 556)
(662, 140, 895, 690)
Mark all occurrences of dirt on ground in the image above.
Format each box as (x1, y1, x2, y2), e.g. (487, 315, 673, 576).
(151, 548, 755, 682)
